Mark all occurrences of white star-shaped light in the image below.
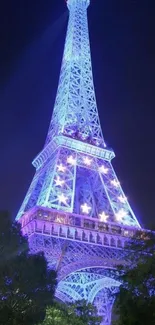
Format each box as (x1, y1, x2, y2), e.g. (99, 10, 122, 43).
(111, 179, 120, 187)
(67, 155, 76, 166)
(57, 163, 66, 172)
(83, 157, 92, 166)
(81, 203, 91, 214)
(99, 211, 109, 222)
(58, 193, 68, 205)
(115, 209, 127, 222)
(55, 176, 64, 187)
(99, 165, 109, 174)
(118, 195, 127, 203)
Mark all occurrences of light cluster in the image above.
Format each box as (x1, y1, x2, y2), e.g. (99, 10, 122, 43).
(111, 179, 120, 187)
(55, 176, 64, 187)
(99, 165, 109, 174)
(81, 203, 91, 214)
(99, 211, 109, 222)
(58, 193, 68, 205)
(56, 158, 129, 223)
(57, 163, 66, 172)
(83, 156, 92, 166)
(118, 195, 127, 203)
(115, 209, 126, 222)
(67, 155, 76, 165)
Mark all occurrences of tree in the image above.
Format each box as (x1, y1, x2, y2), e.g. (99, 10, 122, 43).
(0, 211, 28, 264)
(0, 211, 57, 325)
(69, 299, 101, 325)
(38, 303, 81, 325)
(113, 230, 155, 325)
(41, 300, 101, 325)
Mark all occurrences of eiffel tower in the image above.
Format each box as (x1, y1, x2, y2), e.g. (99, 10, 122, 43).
(16, 0, 141, 323)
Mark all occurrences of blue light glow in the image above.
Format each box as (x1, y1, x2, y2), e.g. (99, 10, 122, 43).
(16, 0, 141, 323)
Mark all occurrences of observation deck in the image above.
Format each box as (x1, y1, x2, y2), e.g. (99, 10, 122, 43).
(20, 206, 142, 251)
(33, 136, 115, 170)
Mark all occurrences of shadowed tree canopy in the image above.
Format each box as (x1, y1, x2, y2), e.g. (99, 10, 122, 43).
(0, 210, 28, 264)
(0, 211, 57, 325)
(113, 230, 155, 325)
(40, 300, 101, 325)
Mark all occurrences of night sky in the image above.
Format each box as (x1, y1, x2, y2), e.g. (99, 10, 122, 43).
(0, 0, 155, 228)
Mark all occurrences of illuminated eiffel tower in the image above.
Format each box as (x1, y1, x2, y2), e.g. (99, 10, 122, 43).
(16, 0, 141, 323)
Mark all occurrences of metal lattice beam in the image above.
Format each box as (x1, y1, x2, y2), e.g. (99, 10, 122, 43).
(16, 1, 142, 324)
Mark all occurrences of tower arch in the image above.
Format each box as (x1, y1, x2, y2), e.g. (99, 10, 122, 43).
(56, 268, 120, 325)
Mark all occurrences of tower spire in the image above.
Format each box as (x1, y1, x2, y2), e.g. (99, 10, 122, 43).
(16, 0, 140, 229)
(45, 0, 105, 148)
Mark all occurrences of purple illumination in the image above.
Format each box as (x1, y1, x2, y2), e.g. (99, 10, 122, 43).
(16, 0, 142, 324)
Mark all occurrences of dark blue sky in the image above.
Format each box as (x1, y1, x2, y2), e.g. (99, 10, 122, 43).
(0, 0, 155, 228)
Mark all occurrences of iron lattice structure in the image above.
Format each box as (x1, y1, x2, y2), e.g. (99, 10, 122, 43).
(16, 0, 141, 324)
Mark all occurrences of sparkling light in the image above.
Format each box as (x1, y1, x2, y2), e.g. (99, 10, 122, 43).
(55, 176, 65, 187)
(58, 193, 68, 204)
(81, 203, 91, 214)
(115, 209, 127, 222)
(57, 164, 66, 172)
(99, 165, 109, 174)
(83, 157, 92, 166)
(118, 195, 127, 203)
(111, 179, 120, 187)
(99, 211, 109, 222)
(67, 155, 76, 165)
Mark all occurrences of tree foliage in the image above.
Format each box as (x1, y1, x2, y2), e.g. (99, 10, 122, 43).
(69, 299, 101, 325)
(0, 211, 101, 325)
(113, 230, 155, 325)
(0, 211, 28, 264)
(0, 211, 57, 325)
(40, 300, 101, 325)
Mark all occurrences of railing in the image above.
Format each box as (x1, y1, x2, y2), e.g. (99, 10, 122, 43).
(19, 206, 141, 249)
(32, 135, 115, 169)
(20, 206, 137, 236)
